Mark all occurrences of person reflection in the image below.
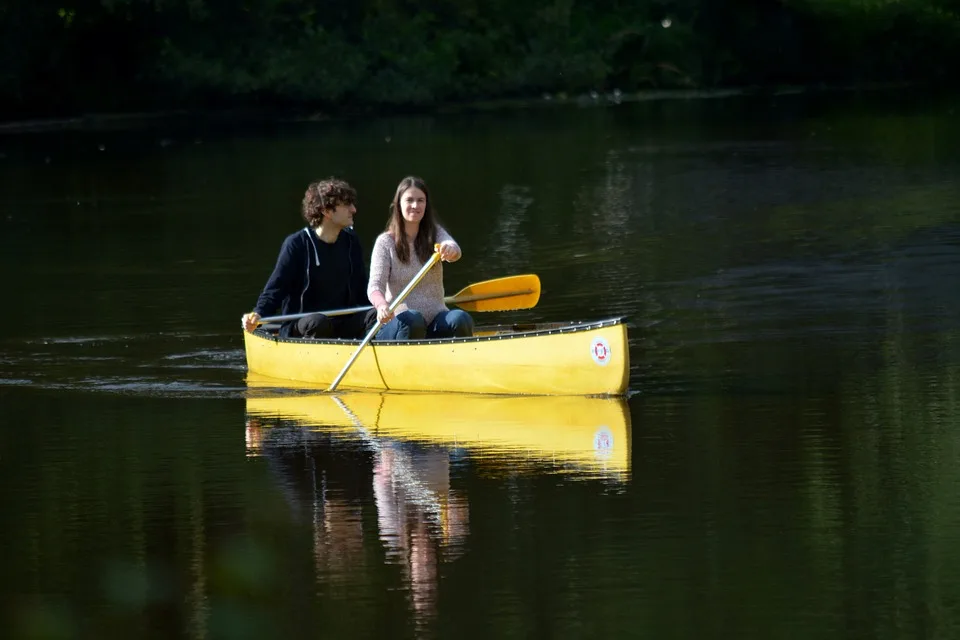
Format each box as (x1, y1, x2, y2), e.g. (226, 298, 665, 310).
(244, 417, 375, 578)
(372, 440, 469, 624)
(245, 416, 470, 624)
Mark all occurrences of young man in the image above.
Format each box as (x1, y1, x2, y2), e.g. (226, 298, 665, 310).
(241, 178, 376, 339)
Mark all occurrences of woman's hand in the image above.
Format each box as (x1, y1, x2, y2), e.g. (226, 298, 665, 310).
(438, 241, 461, 262)
(242, 312, 261, 332)
(376, 304, 394, 324)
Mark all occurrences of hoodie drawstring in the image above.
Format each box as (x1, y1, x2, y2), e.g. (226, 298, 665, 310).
(299, 227, 357, 312)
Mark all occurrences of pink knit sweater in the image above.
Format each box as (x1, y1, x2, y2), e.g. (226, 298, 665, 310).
(367, 227, 457, 324)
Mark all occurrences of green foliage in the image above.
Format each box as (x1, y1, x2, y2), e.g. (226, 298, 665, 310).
(356, 10, 460, 105)
(57, 7, 76, 25)
(155, 30, 367, 102)
(0, 0, 959, 118)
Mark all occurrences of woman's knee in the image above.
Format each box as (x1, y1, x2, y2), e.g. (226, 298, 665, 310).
(449, 310, 474, 337)
(430, 310, 474, 338)
(398, 310, 427, 339)
(378, 310, 426, 340)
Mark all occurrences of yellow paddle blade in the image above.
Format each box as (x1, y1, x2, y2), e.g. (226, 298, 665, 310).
(448, 274, 541, 312)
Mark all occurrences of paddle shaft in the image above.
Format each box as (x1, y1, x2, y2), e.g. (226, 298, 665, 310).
(259, 288, 535, 324)
(327, 250, 442, 392)
(329, 395, 444, 517)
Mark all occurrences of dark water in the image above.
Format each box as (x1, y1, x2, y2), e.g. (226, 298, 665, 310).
(3, 92, 960, 639)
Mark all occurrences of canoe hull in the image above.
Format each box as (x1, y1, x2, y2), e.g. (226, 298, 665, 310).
(243, 317, 629, 396)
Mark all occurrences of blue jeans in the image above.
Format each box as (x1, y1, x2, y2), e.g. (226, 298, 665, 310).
(428, 309, 474, 338)
(376, 309, 474, 340)
(376, 310, 426, 340)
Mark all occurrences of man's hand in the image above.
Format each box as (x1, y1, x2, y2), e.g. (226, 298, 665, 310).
(242, 312, 261, 332)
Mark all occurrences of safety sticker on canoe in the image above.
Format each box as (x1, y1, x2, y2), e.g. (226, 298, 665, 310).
(594, 426, 614, 458)
(590, 337, 611, 366)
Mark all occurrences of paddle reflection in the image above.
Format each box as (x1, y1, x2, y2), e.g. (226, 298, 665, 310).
(244, 388, 631, 625)
(244, 404, 468, 625)
(373, 440, 469, 621)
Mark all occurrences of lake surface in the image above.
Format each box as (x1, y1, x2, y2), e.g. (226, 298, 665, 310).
(2, 91, 960, 639)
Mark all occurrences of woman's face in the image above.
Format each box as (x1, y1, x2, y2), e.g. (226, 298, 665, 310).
(400, 187, 427, 225)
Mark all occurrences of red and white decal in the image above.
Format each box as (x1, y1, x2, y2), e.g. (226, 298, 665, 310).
(590, 337, 611, 366)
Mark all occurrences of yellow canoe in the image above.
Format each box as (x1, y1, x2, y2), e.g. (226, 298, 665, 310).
(243, 317, 629, 396)
(245, 390, 631, 479)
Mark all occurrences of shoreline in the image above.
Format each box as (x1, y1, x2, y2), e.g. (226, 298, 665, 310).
(0, 82, 918, 135)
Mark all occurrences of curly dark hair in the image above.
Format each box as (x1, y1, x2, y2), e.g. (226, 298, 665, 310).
(301, 178, 357, 228)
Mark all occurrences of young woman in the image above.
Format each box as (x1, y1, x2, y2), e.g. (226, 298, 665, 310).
(367, 176, 474, 340)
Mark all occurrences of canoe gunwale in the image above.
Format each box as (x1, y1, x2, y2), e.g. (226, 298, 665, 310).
(250, 316, 628, 346)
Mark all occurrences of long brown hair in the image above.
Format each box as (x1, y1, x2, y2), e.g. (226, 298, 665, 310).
(387, 176, 437, 264)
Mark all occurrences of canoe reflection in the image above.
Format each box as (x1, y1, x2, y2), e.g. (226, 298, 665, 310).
(244, 390, 630, 624)
(245, 391, 631, 480)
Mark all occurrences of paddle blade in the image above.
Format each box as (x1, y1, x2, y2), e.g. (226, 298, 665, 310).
(449, 274, 541, 312)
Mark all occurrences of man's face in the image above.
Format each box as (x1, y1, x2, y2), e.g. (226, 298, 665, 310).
(325, 201, 356, 228)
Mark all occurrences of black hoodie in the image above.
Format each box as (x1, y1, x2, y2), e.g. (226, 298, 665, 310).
(253, 227, 368, 337)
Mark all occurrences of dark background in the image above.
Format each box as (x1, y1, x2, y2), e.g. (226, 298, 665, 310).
(3, 0, 959, 121)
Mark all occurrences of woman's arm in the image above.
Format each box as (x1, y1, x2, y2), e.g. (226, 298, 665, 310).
(367, 234, 394, 322)
(436, 226, 461, 262)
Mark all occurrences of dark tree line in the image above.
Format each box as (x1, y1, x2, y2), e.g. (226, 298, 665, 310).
(3, 0, 960, 120)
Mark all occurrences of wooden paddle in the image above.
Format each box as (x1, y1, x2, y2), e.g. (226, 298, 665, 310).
(257, 273, 540, 325)
(327, 249, 442, 392)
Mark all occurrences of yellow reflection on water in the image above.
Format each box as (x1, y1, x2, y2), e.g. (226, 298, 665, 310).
(244, 382, 631, 482)
(244, 383, 631, 628)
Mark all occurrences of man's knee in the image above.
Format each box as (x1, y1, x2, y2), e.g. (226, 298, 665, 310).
(296, 313, 333, 338)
